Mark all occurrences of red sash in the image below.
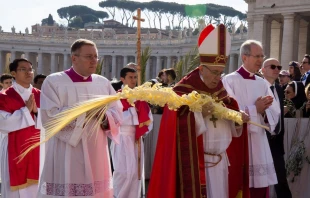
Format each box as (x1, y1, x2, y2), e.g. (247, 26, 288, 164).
(119, 90, 151, 140)
(0, 87, 40, 191)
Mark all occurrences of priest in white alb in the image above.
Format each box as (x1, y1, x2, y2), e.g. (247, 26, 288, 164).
(222, 40, 280, 198)
(37, 39, 123, 198)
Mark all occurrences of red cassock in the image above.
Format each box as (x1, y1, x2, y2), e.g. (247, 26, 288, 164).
(0, 87, 40, 191)
(119, 89, 151, 140)
(147, 68, 250, 198)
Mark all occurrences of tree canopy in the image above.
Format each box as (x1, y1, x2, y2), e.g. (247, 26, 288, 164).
(57, 5, 109, 27)
(41, 14, 56, 26)
(98, 0, 247, 29)
(55, 1, 246, 30)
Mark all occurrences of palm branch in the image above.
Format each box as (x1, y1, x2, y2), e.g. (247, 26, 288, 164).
(174, 47, 199, 81)
(141, 46, 152, 84)
(95, 58, 104, 75)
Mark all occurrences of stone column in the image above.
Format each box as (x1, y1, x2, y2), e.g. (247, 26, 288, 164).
(123, 55, 128, 66)
(229, 54, 236, 73)
(270, 21, 282, 60)
(293, 15, 301, 61)
(247, 16, 254, 39)
(0, 51, 3, 74)
(156, 56, 161, 76)
(298, 19, 309, 61)
(24, 52, 30, 59)
(166, 56, 172, 69)
(264, 18, 272, 58)
(253, 15, 268, 52)
(111, 55, 117, 78)
(50, 53, 56, 74)
(63, 54, 68, 70)
(146, 60, 151, 81)
(37, 52, 43, 74)
(281, 13, 295, 70)
(10, 51, 16, 62)
(238, 54, 242, 68)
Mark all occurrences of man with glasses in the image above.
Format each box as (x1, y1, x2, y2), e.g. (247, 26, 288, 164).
(0, 73, 13, 93)
(223, 40, 281, 198)
(0, 58, 41, 197)
(261, 58, 292, 198)
(300, 54, 310, 87)
(38, 39, 123, 197)
(148, 24, 250, 198)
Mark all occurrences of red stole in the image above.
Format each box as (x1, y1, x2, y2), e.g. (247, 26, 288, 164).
(0, 87, 40, 191)
(118, 90, 151, 140)
(148, 68, 249, 198)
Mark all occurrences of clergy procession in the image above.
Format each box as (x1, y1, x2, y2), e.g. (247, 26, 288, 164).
(6, 8, 310, 197)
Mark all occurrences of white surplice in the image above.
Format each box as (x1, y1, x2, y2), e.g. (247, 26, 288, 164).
(38, 72, 123, 198)
(223, 70, 280, 188)
(0, 82, 41, 198)
(111, 107, 153, 198)
(194, 111, 242, 198)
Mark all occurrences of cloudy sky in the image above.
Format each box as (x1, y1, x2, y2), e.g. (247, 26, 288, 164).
(0, 0, 248, 32)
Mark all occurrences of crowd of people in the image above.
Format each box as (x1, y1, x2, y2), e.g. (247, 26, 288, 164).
(0, 22, 307, 198)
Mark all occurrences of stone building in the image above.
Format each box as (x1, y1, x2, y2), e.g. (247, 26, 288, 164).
(0, 21, 247, 80)
(245, 0, 310, 70)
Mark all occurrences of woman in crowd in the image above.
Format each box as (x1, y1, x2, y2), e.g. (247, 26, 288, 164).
(284, 81, 307, 117)
(302, 83, 310, 117)
(288, 61, 302, 81)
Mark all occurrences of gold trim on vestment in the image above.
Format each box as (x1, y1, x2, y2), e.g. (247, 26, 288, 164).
(176, 117, 184, 198)
(204, 152, 223, 168)
(138, 119, 151, 128)
(187, 112, 196, 197)
(10, 179, 38, 191)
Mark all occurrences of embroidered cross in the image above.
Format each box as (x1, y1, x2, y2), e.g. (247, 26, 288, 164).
(209, 115, 218, 128)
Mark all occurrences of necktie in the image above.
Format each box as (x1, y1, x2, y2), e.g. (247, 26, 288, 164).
(270, 85, 275, 96)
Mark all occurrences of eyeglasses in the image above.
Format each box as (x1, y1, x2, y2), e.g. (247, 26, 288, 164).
(17, 68, 35, 73)
(301, 61, 309, 65)
(74, 54, 99, 61)
(246, 54, 266, 59)
(266, 64, 282, 70)
(285, 90, 292, 94)
(202, 65, 224, 77)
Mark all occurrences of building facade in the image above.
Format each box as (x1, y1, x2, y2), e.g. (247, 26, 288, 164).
(245, 0, 310, 69)
(0, 24, 246, 80)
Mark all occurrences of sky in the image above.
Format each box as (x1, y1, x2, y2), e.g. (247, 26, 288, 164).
(0, 0, 248, 33)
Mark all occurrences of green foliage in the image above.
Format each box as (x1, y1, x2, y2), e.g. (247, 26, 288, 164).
(69, 17, 84, 28)
(47, 14, 54, 25)
(98, 0, 246, 29)
(41, 14, 55, 26)
(174, 47, 199, 81)
(96, 58, 104, 75)
(57, 5, 109, 26)
(141, 46, 152, 84)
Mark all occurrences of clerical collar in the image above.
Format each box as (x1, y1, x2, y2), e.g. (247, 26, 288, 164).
(237, 66, 255, 80)
(65, 67, 92, 82)
(12, 81, 33, 102)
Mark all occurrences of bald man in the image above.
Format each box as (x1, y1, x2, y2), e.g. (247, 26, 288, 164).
(261, 58, 292, 198)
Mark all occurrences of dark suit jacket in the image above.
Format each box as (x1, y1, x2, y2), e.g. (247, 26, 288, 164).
(111, 81, 123, 91)
(301, 74, 310, 87)
(267, 83, 285, 156)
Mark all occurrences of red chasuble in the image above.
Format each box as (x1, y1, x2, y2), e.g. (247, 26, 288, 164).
(0, 87, 40, 191)
(118, 90, 151, 140)
(147, 68, 249, 198)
